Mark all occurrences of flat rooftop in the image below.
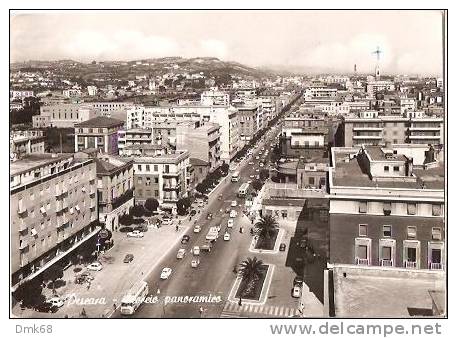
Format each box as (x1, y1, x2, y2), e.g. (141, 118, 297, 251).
(365, 146, 409, 162)
(332, 264, 446, 318)
(10, 153, 73, 176)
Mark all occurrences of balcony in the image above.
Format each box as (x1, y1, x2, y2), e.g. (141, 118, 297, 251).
(163, 172, 179, 177)
(409, 126, 441, 131)
(17, 204, 27, 215)
(353, 127, 383, 131)
(404, 261, 417, 269)
(356, 258, 369, 266)
(163, 184, 180, 191)
(19, 240, 29, 250)
(18, 221, 28, 232)
(429, 262, 443, 270)
(408, 135, 441, 139)
(353, 135, 383, 139)
(380, 259, 393, 267)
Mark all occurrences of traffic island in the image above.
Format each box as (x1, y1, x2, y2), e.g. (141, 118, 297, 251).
(249, 228, 284, 254)
(227, 264, 275, 305)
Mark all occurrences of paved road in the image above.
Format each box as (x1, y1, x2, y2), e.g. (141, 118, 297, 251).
(113, 128, 282, 318)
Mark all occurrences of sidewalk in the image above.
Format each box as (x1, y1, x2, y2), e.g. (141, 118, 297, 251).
(13, 212, 200, 318)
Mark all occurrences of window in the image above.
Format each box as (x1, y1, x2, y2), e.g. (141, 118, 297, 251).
(407, 203, 417, 215)
(384, 166, 389, 172)
(138, 165, 142, 171)
(359, 224, 367, 237)
(383, 202, 392, 215)
(359, 201, 367, 213)
(407, 226, 417, 239)
(154, 165, 158, 171)
(393, 166, 400, 172)
(146, 178, 151, 186)
(164, 165, 169, 173)
(432, 204, 442, 216)
(432, 227, 442, 240)
(382, 225, 392, 237)
(146, 165, 150, 172)
(137, 189, 143, 197)
(308, 177, 315, 185)
(154, 177, 159, 184)
(137, 177, 142, 184)
(154, 190, 159, 197)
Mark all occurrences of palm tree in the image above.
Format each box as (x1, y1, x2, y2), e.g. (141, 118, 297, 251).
(238, 257, 264, 282)
(254, 215, 279, 241)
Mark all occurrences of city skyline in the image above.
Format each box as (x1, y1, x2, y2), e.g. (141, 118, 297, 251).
(11, 10, 444, 76)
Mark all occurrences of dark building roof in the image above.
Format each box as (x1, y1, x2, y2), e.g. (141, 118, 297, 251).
(75, 116, 124, 128)
(190, 157, 209, 166)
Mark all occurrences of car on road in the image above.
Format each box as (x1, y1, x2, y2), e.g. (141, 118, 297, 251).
(255, 168, 260, 172)
(123, 254, 134, 263)
(191, 257, 200, 268)
(255, 156, 260, 160)
(161, 218, 172, 226)
(224, 233, 231, 241)
(160, 267, 172, 279)
(279, 243, 287, 251)
(193, 246, 200, 256)
(247, 180, 252, 184)
(227, 219, 234, 228)
(181, 235, 190, 244)
(215, 224, 221, 232)
(230, 210, 237, 218)
(34, 302, 58, 313)
(47, 296, 64, 308)
(292, 285, 302, 298)
(190, 209, 197, 216)
(86, 261, 103, 271)
(201, 244, 212, 252)
(225, 207, 231, 213)
(249, 175, 255, 179)
(193, 225, 202, 233)
(197, 200, 204, 207)
(248, 161, 254, 165)
(261, 147, 265, 151)
(231, 200, 237, 207)
(127, 230, 144, 238)
(293, 276, 304, 286)
(176, 248, 186, 259)
(259, 162, 264, 167)
(206, 213, 213, 220)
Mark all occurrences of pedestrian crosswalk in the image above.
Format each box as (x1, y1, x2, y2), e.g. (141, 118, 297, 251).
(220, 301, 301, 318)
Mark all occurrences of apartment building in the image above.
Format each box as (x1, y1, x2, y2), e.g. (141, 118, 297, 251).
(328, 145, 445, 270)
(176, 122, 222, 172)
(87, 86, 98, 96)
(10, 153, 99, 289)
(304, 86, 338, 103)
(236, 104, 262, 143)
(340, 111, 444, 147)
(366, 80, 395, 96)
(34, 103, 99, 128)
(63, 88, 81, 98)
(201, 89, 230, 106)
(118, 128, 154, 155)
(126, 105, 239, 162)
(10, 90, 34, 100)
(132, 150, 190, 212)
(74, 116, 124, 155)
(10, 130, 46, 160)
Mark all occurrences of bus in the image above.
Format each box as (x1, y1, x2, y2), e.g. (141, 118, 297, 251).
(238, 183, 250, 198)
(205, 226, 219, 241)
(231, 171, 240, 182)
(120, 281, 149, 315)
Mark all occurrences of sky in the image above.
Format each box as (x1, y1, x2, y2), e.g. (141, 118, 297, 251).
(10, 10, 445, 75)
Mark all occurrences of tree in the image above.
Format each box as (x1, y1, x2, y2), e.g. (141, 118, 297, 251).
(144, 198, 159, 213)
(130, 204, 146, 217)
(259, 169, 270, 181)
(41, 263, 64, 294)
(119, 213, 134, 226)
(251, 179, 263, 192)
(196, 182, 208, 194)
(14, 278, 45, 308)
(239, 257, 264, 281)
(176, 197, 192, 216)
(220, 162, 229, 174)
(254, 215, 279, 240)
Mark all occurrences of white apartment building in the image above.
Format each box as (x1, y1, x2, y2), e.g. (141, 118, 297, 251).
(87, 86, 98, 96)
(201, 89, 230, 106)
(63, 89, 82, 98)
(304, 86, 338, 102)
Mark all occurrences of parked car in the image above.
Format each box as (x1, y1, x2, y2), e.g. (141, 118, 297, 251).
(201, 244, 212, 252)
(224, 233, 231, 241)
(227, 219, 234, 228)
(181, 235, 190, 244)
(231, 200, 237, 207)
(249, 175, 255, 179)
(292, 285, 302, 298)
(46, 296, 64, 308)
(86, 261, 103, 271)
(293, 276, 304, 286)
(248, 161, 254, 165)
(259, 162, 264, 167)
(193, 225, 202, 233)
(160, 267, 172, 280)
(197, 200, 204, 207)
(161, 218, 172, 226)
(206, 213, 213, 220)
(191, 257, 200, 268)
(193, 246, 200, 256)
(190, 209, 197, 216)
(123, 254, 134, 263)
(230, 210, 237, 218)
(176, 248, 186, 259)
(127, 230, 144, 238)
(279, 243, 287, 251)
(225, 207, 231, 214)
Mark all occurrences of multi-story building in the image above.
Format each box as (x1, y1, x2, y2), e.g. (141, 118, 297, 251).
(34, 103, 99, 128)
(118, 128, 154, 155)
(304, 86, 338, 103)
(10, 90, 34, 100)
(366, 80, 395, 96)
(87, 86, 98, 96)
(10, 130, 46, 160)
(126, 105, 239, 162)
(175, 122, 222, 172)
(10, 153, 99, 290)
(201, 89, 230, 106)
(63, 88, 81, 98)
(92, 155, 134, 231)
(236, 104, 262, 143)
(328, 145, 445, 270)
(340, 111, 444, 147)
(74, 116, 124, 154)
(131, 150, 189, 213)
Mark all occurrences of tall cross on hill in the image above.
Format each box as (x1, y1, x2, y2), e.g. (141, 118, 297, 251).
(373, 46, 382, 61)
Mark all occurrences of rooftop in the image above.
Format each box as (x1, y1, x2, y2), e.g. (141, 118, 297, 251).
(75, 116, 124, 128)
(365, 146, 409, 162)
(95, 156, 132, 175)
(190, 157, 209, 166)
(332, 264, 445, 318)
(10, 153, 73, 176)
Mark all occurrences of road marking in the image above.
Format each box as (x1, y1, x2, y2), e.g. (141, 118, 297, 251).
(274, 307, 280, 316)
(268, 306, 275, 315)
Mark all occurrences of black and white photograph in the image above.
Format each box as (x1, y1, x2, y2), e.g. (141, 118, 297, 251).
(6, 5, 449, 333)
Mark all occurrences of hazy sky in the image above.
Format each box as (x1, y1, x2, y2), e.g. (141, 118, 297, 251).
(10, 10, 444, 75)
